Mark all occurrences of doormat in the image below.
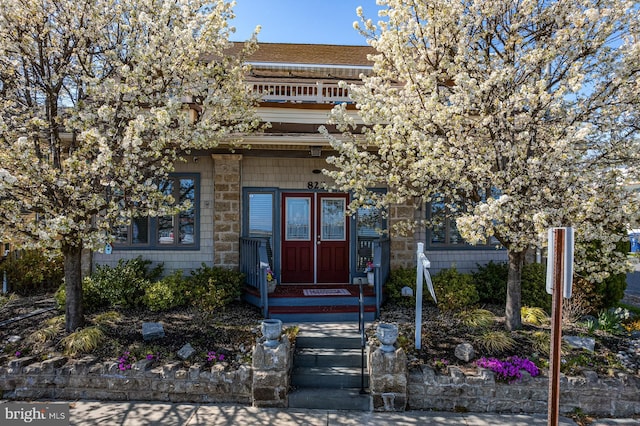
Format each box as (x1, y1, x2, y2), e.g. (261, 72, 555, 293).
(303, 288, 351, 296)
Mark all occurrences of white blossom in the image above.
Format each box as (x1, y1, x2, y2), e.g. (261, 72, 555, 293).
(325, 0, 640, 330)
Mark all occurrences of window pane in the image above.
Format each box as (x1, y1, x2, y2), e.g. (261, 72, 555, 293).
(113, 224, 128, 244)
(286, 198, 310, 240)
(430, 201, 446, 244)
(357, 206, 382, 238)
(158, 216, 174, 244)
(132, 217, 148, 244)
(158, 179, 175, 245)
(249, 193, 273, 238)
(179, 178, 195, 245)
(321, 198, 345, 240)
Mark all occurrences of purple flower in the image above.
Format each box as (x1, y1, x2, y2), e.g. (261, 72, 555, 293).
(146, 354, 155, 361)
(15, 351, 21, 357)
(476, 356, 539, 383)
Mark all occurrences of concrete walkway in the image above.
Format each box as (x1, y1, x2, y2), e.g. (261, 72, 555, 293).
(0, 400, 624, 426)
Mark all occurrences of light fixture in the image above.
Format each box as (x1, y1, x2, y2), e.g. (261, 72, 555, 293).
(310, 146, 322, 157)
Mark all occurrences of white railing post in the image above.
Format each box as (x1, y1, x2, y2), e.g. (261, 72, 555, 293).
(416, 243, 437, 350)
(415, 243, 424, 350)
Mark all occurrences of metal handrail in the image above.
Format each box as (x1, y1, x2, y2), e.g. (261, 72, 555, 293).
(358, 280, 367, 394)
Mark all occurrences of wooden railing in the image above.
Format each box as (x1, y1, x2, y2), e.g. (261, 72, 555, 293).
(251, 81, 351, 103)
(240, 237, 270, 317)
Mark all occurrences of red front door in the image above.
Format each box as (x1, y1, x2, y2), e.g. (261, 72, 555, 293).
(280, 193, 350, 284)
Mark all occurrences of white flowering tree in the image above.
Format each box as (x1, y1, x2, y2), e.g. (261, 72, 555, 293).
(0, 0, 259, 331)
(324, 0, 640, 330)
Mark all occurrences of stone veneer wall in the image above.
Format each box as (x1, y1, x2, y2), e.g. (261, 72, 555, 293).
(212, 154, 242, 268)
(408, 365, 640, 417)
(0, 356, 251, 403)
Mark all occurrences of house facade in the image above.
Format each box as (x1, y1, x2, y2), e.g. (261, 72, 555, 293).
(93, 42, 506, 289)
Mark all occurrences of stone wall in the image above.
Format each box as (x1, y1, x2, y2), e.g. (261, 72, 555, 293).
(408, 365, 640, 417)
(0, 355, 252, 404)
(3, 346, 640, 417)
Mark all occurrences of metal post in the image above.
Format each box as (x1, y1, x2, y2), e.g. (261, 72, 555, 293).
(2, 270, 7, 294)
(548, 229, 564, 426)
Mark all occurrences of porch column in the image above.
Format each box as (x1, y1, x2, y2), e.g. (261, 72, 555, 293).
(211, 154, 243, 268)
(388, 202, 418, 270)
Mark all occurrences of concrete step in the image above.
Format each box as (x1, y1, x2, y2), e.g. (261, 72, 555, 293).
(269, 306, 376, 323)
(294, 347, 366, 368)
(291, 366, 369, 389)
(294, 323, 365, 350)
(288, 387, 371, 411)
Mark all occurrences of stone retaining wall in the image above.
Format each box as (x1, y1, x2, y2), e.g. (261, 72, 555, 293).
(0, 355, 252, 404)
(3, 347, 640, 417)
(408, 365, 640, 417)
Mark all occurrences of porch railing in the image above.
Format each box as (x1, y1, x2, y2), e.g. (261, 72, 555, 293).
(251, 81, 351, 103)
(240, 237, 270, 317)
(372, 238, 391, 318)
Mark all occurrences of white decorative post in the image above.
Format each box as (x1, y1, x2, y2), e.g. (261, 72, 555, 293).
(415, 243, 437, 350)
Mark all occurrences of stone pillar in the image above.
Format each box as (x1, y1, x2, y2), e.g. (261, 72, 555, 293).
(211, 154, 242, 268)
(369, 347, 408, 411)
(251, 335, 292, 408)
(388, 196, 420, 270)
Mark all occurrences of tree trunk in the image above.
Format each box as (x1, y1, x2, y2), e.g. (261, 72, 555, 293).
(63, 243, 84, 332)
(505, 250, 525, 331)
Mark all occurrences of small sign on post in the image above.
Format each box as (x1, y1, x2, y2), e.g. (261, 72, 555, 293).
(545, 227, 574, 426)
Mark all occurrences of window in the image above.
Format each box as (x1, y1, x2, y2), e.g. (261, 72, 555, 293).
(356, 203, 385, 272)
(427, 195, 498, 248)
(113, 174, 199, 249)
(428, 198, 463, 246)
(247, 192, 274, 239)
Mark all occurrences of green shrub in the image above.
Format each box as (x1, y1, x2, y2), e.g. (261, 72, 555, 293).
(55, 257, 161, 312)
(472, 261, 508, 305)
(384, 267, 418, 307)
(189, 264, 244, 311)
(521, 263, 551, 313)
(143, 271, 190, 311)
(86, 257, 161, 309)
(0, 250, 64, 295)
(54, 275, 109, 313)
(573, 235, 628, 313)
(433, 267, 478, 312)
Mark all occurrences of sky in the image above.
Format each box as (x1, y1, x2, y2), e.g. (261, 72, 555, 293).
(229, 0, 381, 45)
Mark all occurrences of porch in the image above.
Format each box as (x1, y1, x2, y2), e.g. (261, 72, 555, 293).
(240, 237, 390, 322)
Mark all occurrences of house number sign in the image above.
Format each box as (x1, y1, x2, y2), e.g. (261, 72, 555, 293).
(306, 181, 325, 189)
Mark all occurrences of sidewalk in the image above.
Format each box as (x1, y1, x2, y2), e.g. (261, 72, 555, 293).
(65, 401, 578, 425)
(4, 400, 639, 425)
(66, 401, 640, 425)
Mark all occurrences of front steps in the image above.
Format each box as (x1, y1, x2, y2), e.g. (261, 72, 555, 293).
(288, 323, 371, 411)
(243, 284, 378, 322)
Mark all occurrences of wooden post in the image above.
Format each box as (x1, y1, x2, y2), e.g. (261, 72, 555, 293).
(548, 228, 565, 426)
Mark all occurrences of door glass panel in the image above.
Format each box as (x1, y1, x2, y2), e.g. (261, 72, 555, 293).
(286, 198, 310, 240)
(321, 198, 345, 240)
